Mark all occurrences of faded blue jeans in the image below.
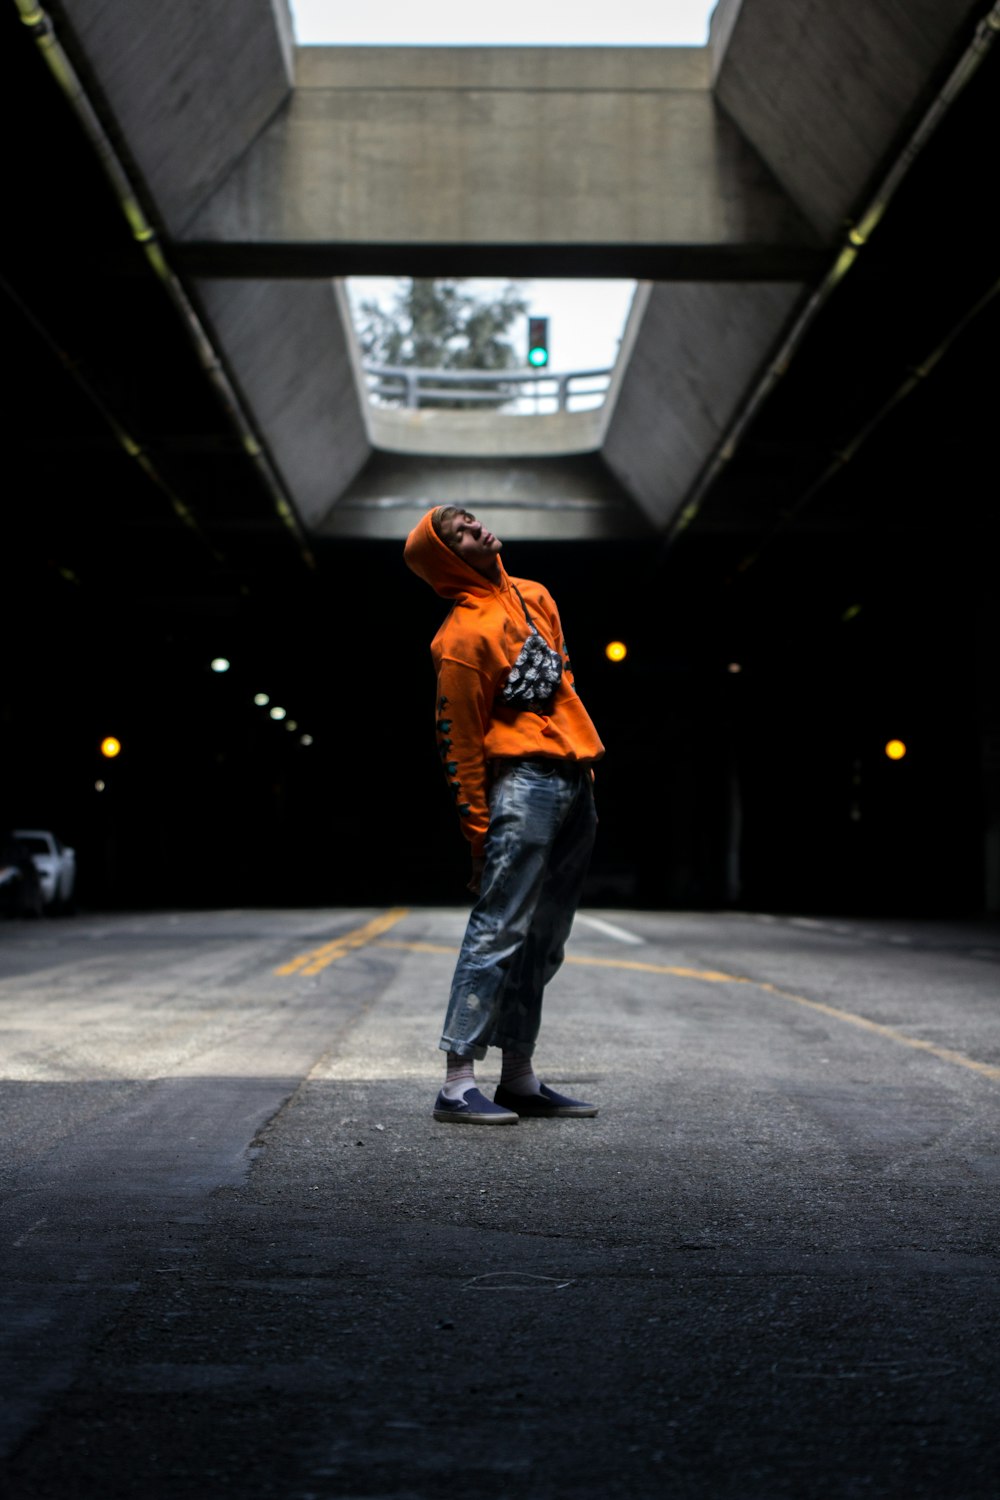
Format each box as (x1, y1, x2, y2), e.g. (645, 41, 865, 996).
(440, 759, 597, 1060)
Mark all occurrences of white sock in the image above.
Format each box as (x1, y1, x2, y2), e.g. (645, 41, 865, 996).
(500, 1050, 542, 1096)
(441, 1053, 476, 1101)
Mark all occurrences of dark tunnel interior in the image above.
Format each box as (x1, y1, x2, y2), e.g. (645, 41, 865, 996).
(2, 3, 998, 919)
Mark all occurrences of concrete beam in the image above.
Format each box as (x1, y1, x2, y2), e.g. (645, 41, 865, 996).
(182, 45, 819, 263)
(177, 242, 829, 282)
(298, 46, 710, 91)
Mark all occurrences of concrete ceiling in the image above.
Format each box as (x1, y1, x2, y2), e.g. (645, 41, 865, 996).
(6, 0, 990, 546)
(2, 0, 997, 588)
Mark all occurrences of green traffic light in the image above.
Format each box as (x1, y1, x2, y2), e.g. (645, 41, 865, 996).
(527, 315, 549, 368)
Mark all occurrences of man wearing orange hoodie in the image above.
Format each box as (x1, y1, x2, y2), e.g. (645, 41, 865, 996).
(404, 505, 605, 1124)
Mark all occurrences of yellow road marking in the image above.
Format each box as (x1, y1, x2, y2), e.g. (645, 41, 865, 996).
(275, 908, 409, 977)
(565, 953, 739, 983)
(379, 940, 740, 985)
(377, 939, 457, 957)
(373, 938, 1000, 1084)
(746, 979, 1000, 1082)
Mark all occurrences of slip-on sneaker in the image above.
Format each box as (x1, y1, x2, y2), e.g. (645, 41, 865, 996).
(433, 1086, 519, 1125)
(493, 1082, 599, 1118)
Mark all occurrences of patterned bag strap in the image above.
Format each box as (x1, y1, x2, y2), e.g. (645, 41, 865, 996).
(510, 583, 536, 631)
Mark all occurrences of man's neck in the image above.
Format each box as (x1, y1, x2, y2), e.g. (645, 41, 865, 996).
(471, 558, 502, 585)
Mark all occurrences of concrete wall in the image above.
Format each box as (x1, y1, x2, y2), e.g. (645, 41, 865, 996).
(602, 281, 802, 529)
(321, 451, 648, 540)
(194, 280, 370, 529)
(185, 45, 816, 252)
(713, 0, 983, 236)
(54, 0, 295, 234)
(365, 407, 606, 460)
(53, 0, 372, 535)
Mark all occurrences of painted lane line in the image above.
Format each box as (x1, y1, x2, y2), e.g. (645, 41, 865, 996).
(378, 940, 455, 956)
(374, 940, 1000, 1085)
(574, 914, 644, 945)
(275, 908, 409, 977)
(567, 955, 1000, 1082)
(378, 941, 741, 984)
(564, 953, 739, 982)
(746, 979, 1000, 1083)
(297, 907, 411, 976)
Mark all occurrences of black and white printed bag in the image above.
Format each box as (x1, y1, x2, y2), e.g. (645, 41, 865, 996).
(500, 586, 564, 713)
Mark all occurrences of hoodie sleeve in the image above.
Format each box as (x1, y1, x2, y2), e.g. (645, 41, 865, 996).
(435, 655, 493, 858)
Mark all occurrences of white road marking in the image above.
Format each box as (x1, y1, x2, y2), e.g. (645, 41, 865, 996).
(574, 914, 644, 945)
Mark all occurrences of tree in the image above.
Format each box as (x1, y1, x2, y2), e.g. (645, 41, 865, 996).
(355, 278, 529, 409)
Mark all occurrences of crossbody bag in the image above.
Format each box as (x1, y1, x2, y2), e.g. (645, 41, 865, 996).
(499, 585, 564, 714)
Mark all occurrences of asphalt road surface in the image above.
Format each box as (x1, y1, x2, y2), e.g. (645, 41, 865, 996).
(2, 905, 999, 1499)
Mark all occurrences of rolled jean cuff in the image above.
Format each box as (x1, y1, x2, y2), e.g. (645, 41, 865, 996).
(490, 1033, 536, 1058)
(439, 1037, 488, 1061)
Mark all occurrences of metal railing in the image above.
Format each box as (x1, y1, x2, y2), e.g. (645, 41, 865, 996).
(362, 363, 613, 413)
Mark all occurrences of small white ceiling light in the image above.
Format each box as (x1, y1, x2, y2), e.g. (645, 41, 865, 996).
(270, 706, 287, 720)
(210, 657, 230, 673)
(254, 693, 270, 706)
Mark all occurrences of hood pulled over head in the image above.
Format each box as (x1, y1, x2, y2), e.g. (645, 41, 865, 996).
(403, 507, 503, 600)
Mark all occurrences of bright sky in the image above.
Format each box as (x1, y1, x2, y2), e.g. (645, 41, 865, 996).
(290, 0, 715, 48)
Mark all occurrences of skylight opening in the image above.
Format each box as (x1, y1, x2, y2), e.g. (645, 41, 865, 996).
(291, 0, 715, 48)
(345, 279, 636, 417)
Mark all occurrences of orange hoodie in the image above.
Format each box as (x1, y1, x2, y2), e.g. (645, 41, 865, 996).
(404, 508, 605, 857)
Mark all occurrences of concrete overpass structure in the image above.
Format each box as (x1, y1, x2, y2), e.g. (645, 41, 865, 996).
(2, 0, 998, 916)
(12, 0, 992, 540)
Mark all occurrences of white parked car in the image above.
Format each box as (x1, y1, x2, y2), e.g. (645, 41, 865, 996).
(12, 829, 76, 911)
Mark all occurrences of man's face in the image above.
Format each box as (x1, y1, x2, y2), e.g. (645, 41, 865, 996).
(439, 510, 502, 575)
